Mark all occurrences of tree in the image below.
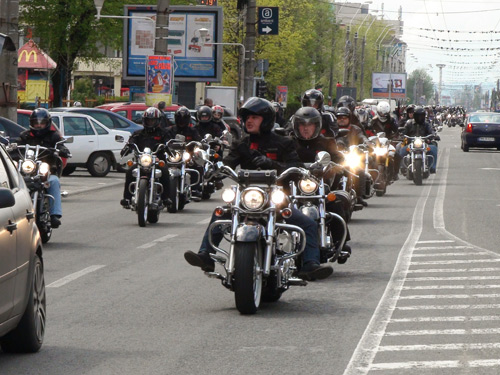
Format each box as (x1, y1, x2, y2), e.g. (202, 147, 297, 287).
(407, 69, 434, 104)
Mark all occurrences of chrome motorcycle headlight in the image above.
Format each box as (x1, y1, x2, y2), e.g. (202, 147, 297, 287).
(299, 179, 318, 195)
(39, 162, 50, 175)
(271, 189, 286, 204)
(168, 151, 182, 163)
(241, 188, 266, 210)
(413, 138, 423, 148)
(182, 151, 191, 162)
(222, 188, 236, 203)
(344, 152, 362, 169)
(374, 146, 388, 156)
(21, 160, 36, 174)
(139, 154, 153, 167)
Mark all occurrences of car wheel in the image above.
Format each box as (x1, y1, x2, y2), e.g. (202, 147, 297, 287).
(87, 152, 111, 177)
(0, 255, 46, 353)
(62, 165, 76, 176)
(462, 142, 469, 152)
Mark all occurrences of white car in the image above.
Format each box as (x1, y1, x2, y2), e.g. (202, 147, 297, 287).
(50, 112, 130, 177)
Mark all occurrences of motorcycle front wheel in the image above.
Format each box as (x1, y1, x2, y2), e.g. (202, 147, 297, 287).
(137, 179, 149, 227)
(167, 176, 179, 213)
(413, 158, 423, 186)
(233, 242, 263, 315)
(375, 165, 387, 197)
(37, 195, 52, 244)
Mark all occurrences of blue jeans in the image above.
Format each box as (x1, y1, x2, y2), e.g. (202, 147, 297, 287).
(199, 207, 320, 265)
(398, 144, 438, 172)
(47, 175, 62, 216)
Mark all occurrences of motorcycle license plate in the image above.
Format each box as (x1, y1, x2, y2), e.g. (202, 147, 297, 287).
(478, 137, 495, 142)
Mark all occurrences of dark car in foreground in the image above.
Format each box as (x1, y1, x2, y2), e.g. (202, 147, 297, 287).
(461, 112, 500, 152)
(0, 117, 26, 144)
(0, 144, 45, 352)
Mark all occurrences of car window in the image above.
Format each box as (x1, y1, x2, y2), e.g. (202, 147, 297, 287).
(115, 115, 131, 129)
(132, 110, 145, 123)
(18, 113, 30, 128)
(0, 150, 11, 189)
(52, 117, 60, 127)
(0, 146, 18, 188)
(91, 120, 109, 135)
(63, 117, 96, 136)
(115, 110, 127, 119)
(84, 112, 115, 129)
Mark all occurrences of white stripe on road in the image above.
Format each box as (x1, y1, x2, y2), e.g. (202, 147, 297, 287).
(137, 234, 178, 249)
(411, 259, 500, 265)
(407, 267, 500, 273)
(406, 275, 500, 281)
(412, 245, 473, 251)
(396, 304, 500, 310)
(385, 328, 500, 336)
(378, 343, 500, 351)
(403, 284, 500, 290)
(416, 240, 455, 244)
(399, 293, 500, 300)
(47, 265, 106, 288)
(370, 359, 500, 371)
(411, 252, 490, 257)
(390, 316, 500, 323)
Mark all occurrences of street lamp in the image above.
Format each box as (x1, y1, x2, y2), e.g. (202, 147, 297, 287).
(198, 28, 246, 102)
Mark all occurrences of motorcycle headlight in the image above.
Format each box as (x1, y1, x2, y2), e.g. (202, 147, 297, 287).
(271, 189, 286, 205)
(374, 146, 388, 156)
(299, 179, 318, 195)
(21, 160, 36, 174)
(344, 152, 362, 169)
(241, 188, 266, 211)
(168, 151, 182, 163)
(39, 162, 50, 175)
(414, 138, 423, 148)
(222, 188, 236, 203)
(139, 154, 153, 167)
(182, 151, 191, 162)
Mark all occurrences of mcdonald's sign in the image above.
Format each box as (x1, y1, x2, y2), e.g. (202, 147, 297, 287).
(18, 50, 37, 63)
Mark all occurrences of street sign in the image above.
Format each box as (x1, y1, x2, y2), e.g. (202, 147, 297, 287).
(258, 7, 279, 35)
(255, 59, 269, 73)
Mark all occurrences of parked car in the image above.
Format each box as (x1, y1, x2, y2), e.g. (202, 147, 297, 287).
(461, 112, 500, 152)
(0, 144, 45, 353)
(99, 102, 181, 125)
(16, 109, 32, 129)
(50, 112, 130, 177)
(51, 107, 143, 134)
(0, 117, 26, 143)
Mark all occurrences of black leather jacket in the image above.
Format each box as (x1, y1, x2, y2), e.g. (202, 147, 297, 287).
(403, 119, 435, 137)
(369, 116, 399, 140)
(123, 127, 172, 160)
(336, 125, 368, 149)
(320, 111, 339, 138)
(293, 135, 344, 165)
(197, 121, 224, 139)
(167, 124, 201, 142)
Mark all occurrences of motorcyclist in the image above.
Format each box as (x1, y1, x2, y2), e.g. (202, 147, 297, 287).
(16, 108, 71, 228)
(399, 104, 415, 127)
(196, 106, 223, 139)
(337, 95, 362, 128)
(335, 107, 368, 149)
(167, 106, 201, 142)
(157, 101, 173, 130)
(184, 97, 333, 281)
(211, 105, 229, 134)
(290, 107, 352, 260)
(398, 106, 439, 174)
(301, 89, 338, 137)
(120, 107, 171, 208)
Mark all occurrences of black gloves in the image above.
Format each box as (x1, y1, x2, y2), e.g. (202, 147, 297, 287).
(434, 135, 441, 141)
(252, 155, 273, 169)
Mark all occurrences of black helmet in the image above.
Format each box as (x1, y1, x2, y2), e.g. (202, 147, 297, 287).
(29, 108, 52, 137)
(301, 89, 324, 109)
(337, 95, 356, 113)
(292, 107, 322, 141)
(175, 106, 191, 128)
(406, 104, 415, 114)
(142, 107, 161, 130)
(197, 106, 212, 124)
(414, 106, 426, 125)
(238, 97, 276, 134)
(336, 107, 351, 128)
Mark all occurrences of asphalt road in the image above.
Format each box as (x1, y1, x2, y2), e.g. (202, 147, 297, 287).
(1, 126, 500, 374)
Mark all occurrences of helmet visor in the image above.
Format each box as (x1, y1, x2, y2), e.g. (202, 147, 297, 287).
(143, 117, 159, 128)
(293, 117, 321, 140)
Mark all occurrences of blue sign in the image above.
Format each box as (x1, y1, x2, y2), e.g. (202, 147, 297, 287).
(258, 7, 279, 35)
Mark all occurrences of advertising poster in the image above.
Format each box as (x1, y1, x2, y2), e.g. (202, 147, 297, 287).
(146, 55, 173, 106)
(275, 86, 288, 107)
(127, 8, 156, 77)
(372, 72, 407, 99)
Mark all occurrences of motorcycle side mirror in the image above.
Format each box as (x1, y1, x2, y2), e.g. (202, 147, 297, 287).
(114, 135, 125, 143)
(0, 188, 15, 209)
(336, 128, 350, 138)
(175, 134, 186, 142)
(62, 136, 74, 144)
(315, 151, 331, 166)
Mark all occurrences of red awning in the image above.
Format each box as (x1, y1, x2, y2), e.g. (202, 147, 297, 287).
(18, 39, 57, 69)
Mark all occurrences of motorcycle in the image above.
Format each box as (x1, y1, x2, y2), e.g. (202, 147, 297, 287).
(289, 151, 350, 264)
(368, 132, 396, 197)
(8, 137, 73, 243)
(341, 142, 377, 205)
(166, 135, 200, 213)
(401, 134, 436, 186)
(125, 143, 167, 227)
(202, 161, 313, 314)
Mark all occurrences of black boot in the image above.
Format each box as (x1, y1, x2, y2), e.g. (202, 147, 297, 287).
(184, 251, 215, 272)
(50, 215, 61, 228)
(297, 262, 333, 281)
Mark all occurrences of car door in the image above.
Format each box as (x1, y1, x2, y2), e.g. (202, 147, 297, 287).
(0, 150, 17, 322)
(61, 116, 98, 163)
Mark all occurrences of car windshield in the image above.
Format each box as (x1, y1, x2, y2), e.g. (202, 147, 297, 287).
(470, 114, 500, 123)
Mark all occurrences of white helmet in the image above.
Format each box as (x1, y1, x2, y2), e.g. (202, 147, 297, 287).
(74, 101, 82, 107)
(376, 101, 390, 123)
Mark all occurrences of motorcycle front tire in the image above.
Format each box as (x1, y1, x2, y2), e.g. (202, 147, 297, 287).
(413, 158, 423, 186)
(375, 165, 387, 197)
(37, 195, 52, 244)
(167, 176, 179, 213)
(137, 179, 149, 227)
(233, 242, 263, 315)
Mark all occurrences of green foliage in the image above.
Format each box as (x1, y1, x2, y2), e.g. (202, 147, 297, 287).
(407, 69, 435, 104)
(73, 77, 95, 103)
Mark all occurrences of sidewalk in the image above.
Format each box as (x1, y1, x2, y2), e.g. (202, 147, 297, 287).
(60, 170, 124, 196)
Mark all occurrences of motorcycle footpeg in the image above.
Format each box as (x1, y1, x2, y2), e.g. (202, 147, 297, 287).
(288, 277, 308, 286)
(204, 271, 225, 281)
(210, 254, 226, 263)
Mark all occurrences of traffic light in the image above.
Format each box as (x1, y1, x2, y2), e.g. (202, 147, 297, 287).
(257, 80, 267, 98)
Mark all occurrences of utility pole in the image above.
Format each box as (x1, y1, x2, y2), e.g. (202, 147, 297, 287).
(0, 0, 19, 120)
(327, 25, 336, 104)
(154, 0, 170, 55)
(436, 64, 445, 105)
(351, 32, 358, 94)
(343, 26, 351, 86)
(243, 0, 256, 100)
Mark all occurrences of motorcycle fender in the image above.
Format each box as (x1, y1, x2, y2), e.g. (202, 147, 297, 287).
(235, 224, 261, 242)
(414, 154, 423, 159)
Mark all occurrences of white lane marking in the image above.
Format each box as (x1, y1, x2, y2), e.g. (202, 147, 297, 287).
(378, 343, 500, 351)
(406, 276, 500, 281)
(342, 179, 433, 375)
(412, 252, 490, 257)
(480, 168, 500, 171)
(412, 245, 473, 251)
(396, 304, 500, 310)
(385, 328, 500, 336)
(197, 218, 211, 224)
(400, 293, 500, 299)
(411, 259, 500, 265)
(417, 240, 455, 244)
(370, 359, 500, 371)
(403, 284, 500, 290)
(47, 265, 106, 288)
(137, 234, 178, 249)
(390, 316, 500, 323)
(407, 267, 500, 273)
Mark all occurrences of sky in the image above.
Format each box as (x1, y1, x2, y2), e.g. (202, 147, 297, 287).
(348, 0, 500, 95)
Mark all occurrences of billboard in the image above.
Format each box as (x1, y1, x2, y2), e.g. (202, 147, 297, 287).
(275, 86, 288, 108)
(123, 5, 223, 82)
(146, 55, 173, 106)
(371, 72, 407, 99)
